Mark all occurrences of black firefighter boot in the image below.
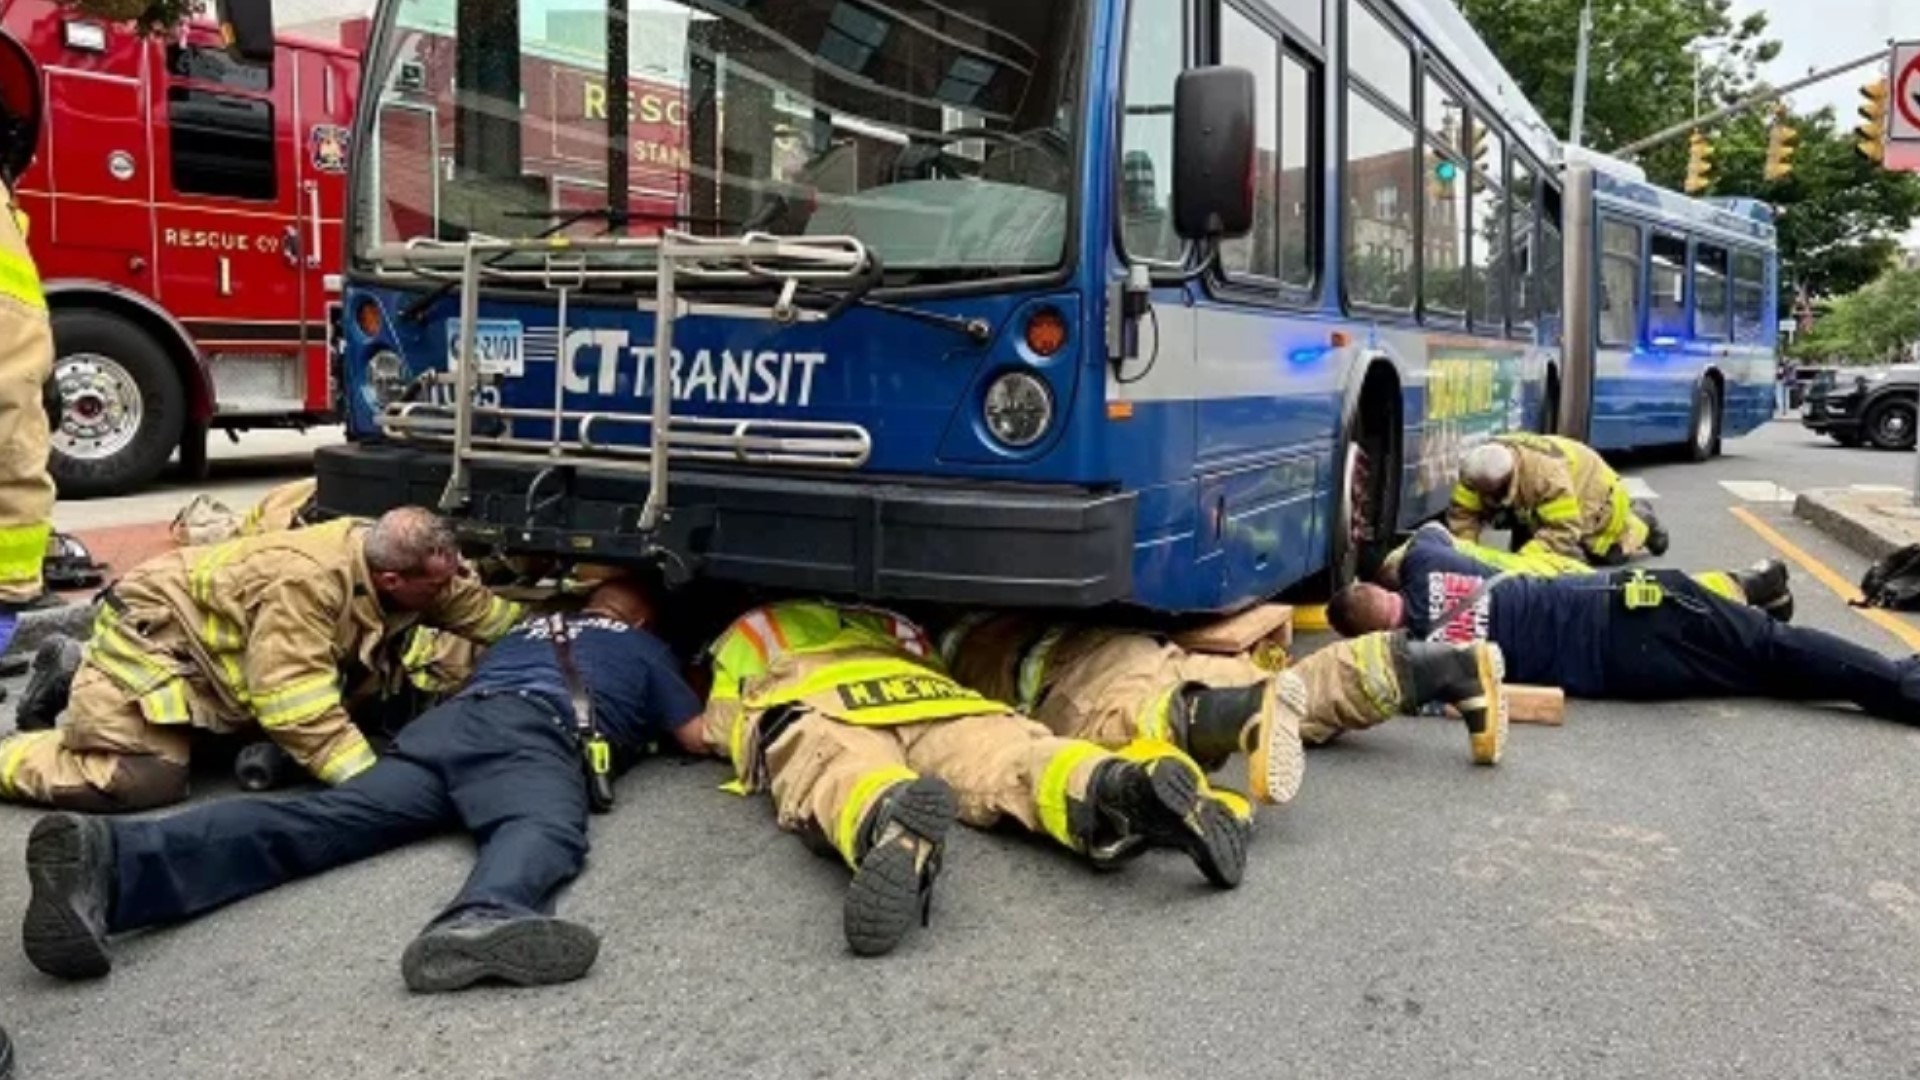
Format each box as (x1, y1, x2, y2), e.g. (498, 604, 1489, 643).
(1174, 671, 1308, 806)
(1072, 757, 1248, 888)
(843, 776, 956, 957)
(1395, 635, 1508, 766)
(22, 813, 116, 980)
(13, 634, 83, 733)
(1634, 499, 1671, 557)
(1734, 557, 1794, 623)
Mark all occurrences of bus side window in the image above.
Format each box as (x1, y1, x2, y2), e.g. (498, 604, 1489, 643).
(1647, 232, 1688, 341)
(1507, 157, 1536, 333)
(1344, 0, 1416, 310)
(1732, 250, 1767, 343)
(1217, 4, 1320, 292)
(1598, 219, 1641, 348)
(1119, 0, 1187, 265)
(1693, 242, 1731, 341)
(1540, 181, 1563, 326)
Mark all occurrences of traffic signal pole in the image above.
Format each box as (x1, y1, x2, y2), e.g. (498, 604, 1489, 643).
(1612, 46, 1892, 158)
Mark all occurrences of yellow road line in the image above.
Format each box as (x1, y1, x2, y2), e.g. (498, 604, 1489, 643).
(1728, 506, 1920, 652)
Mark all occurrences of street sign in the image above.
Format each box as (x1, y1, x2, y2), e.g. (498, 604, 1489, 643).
(1890, 43, 1920, 171)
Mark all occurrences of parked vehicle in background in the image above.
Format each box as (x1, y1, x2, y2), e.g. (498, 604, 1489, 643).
(1802, 365, 1918, 450)
(0, 0, 358, 497)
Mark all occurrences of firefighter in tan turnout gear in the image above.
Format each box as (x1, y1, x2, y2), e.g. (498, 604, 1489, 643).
(0, 508, 524, 811)
(938, 615, 1511, 797)
(0, 32, 55, 622)
(1447, 434, 1668, 566)
(685, 600, 1253, 957)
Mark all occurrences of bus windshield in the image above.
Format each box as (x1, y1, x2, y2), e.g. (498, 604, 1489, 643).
(353, 0, 1087, 283)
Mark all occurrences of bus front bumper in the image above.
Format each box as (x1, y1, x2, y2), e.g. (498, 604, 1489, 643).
(314, 444, 1135, 608)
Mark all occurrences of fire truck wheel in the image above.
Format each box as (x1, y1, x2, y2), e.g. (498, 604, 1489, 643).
(46, 309, 187, 499)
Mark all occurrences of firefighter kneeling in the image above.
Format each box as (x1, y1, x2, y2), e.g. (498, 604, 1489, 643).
(1449, 434, 1668, 565)
(688, 600, 1252, 957)
(0, 509, 523, 811)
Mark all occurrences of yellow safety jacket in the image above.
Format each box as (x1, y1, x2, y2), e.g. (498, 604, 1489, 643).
(1445, 434, 1636, 560)
(94, 519, 523, 784)
(0, 179, 51, 595)
(707, 600, 1005, 775)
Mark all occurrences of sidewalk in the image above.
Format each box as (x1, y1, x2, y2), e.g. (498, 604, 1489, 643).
(1793, 485, 1920, 561)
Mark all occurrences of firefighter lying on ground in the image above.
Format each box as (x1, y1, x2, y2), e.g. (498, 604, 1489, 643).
(1380, 529, 1795, 623)
(21, 578, 698, 994)
(0, 508, 523, 811)
(683, 599, 1254, 958)
(1329, 523, 1919, 720)
(1447, 434, 1669, 566)
(935, 613, 1512, 805)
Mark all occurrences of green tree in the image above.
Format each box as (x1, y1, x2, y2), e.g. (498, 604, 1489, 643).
(1790, 268, 1920, 363)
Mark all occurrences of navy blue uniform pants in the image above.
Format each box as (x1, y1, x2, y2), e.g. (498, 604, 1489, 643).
(1603, 571, 1920, 720)
(107, 694, 589, 933)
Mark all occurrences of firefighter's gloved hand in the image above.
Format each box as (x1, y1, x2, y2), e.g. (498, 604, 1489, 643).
(235, 741, 300, 792)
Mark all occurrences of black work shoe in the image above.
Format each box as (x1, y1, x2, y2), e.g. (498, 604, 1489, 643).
(22, 813, 114, 980)
(400, 913, 600, 993)
(234, 741, 299, 792)
(1085, 758, 1248, 889)
(1634, 501, 1670, 557)
(844, 776, 955, 957)
(1180, 674, 1307, 806)
(1735, 557, 1794, 623)
(14, 634, 82, 733)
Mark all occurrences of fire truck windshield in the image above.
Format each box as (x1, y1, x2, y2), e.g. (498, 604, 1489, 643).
(352, 0, 1088, 283)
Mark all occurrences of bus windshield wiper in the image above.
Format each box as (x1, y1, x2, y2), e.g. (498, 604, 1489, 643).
(789, 284, 992, 343)
(400, 206, 617, 324)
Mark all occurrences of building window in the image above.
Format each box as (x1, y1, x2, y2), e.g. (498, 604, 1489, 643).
(819, 3, 891, 75)
(168, 88, 276, 201)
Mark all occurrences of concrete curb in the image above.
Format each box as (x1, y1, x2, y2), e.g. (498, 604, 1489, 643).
(1792, 488, 1920, 563)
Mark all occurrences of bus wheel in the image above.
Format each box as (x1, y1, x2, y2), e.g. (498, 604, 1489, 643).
(1686, 380, 1721, 463)
(48, 310, 187, 499)
(1330, 405, 1397, 589)
(1865, 398, 1917, 452)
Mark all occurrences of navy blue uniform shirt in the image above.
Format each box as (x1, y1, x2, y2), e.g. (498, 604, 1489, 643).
(457, 614, 703, 754)
(1394, 528, 1613, 695)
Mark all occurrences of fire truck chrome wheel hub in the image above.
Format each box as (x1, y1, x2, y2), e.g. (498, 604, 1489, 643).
(53, 355, 143, 461)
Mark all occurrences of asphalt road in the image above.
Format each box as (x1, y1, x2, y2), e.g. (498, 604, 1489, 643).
(4, 418, 1920, 1080)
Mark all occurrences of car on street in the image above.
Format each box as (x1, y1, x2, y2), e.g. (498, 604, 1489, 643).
(1802, 365, 1918, 450)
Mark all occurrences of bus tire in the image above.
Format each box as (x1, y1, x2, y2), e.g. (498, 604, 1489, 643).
(1328, 389, 1399, 590)
(47, 309, 188, 499)
(1685, 379, 1721, 463)
(1864, 397, 1917, 452)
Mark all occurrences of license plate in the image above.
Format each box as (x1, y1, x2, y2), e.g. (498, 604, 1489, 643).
(447, 319, 525, 377)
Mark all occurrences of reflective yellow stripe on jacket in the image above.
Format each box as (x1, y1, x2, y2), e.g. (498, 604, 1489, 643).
(757, 656, 1005, 726)
(255, 673, 342, 729)
(0, 247, 45, 311)
(0, 521, 48, 587)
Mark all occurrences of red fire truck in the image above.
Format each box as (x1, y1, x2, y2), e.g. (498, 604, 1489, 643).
(1, 0, 357, 497)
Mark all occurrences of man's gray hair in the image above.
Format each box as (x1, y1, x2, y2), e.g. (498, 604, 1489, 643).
(1460, 442, 1516, 496)
(363, 506, 460, 575)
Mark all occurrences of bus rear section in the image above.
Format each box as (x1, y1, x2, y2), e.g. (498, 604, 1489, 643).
(1569, 155, 1779, 460)
(2, 0, 356, 496)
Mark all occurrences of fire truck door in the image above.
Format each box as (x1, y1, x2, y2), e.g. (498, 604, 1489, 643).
(292, 46, 355, 415)
(152, 33, 306, 417)
(41, 67, 151, 279)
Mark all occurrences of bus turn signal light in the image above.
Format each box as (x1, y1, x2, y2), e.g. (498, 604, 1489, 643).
(1025, 308, 1068, 357)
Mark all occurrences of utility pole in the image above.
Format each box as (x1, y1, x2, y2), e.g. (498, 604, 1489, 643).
(1569, 0, 1593, 147)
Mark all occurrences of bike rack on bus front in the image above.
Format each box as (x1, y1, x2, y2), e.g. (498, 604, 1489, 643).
(378, 231, 878, 538)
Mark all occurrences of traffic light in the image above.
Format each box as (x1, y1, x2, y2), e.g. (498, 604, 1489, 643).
(1470, 125, 1491, 175)
(1856, 77, 1888, 163)
(1763, 111, 1798, 182)
(1684, 129, 1713, 194)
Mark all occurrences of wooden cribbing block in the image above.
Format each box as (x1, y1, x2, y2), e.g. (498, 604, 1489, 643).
(1172, 603, 1292, 656)
(1445, 684, 1566, 726)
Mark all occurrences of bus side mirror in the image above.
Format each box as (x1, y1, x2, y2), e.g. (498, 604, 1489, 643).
(1172, 66, 1255, 242)
(216, 0, 275, 64)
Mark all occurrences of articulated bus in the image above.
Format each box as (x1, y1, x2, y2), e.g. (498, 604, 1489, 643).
(1563, 149, 1778, 461)
(313, 0, 1570, 615)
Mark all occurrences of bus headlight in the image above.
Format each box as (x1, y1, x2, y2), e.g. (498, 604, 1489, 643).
(365, 350, 409, 408)
(984, 371, 1052, 448)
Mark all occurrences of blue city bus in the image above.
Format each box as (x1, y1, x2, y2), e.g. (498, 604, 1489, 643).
(1565, 150, 1778, 460)
(315, 0, 1569, 614)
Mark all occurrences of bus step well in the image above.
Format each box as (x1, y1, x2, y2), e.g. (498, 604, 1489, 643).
(376, 231, 882, 535)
